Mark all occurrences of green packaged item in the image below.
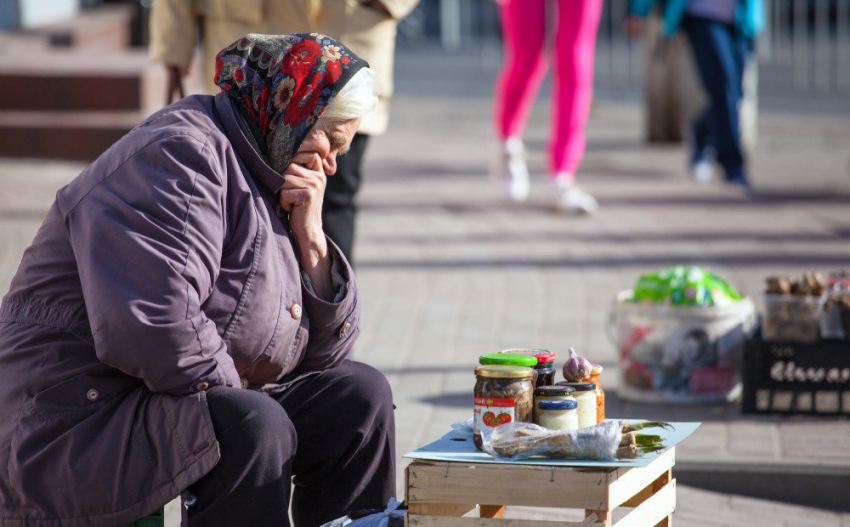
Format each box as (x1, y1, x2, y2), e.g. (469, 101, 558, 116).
(631, 266, 742, 307)
(479, 353, 538, 368)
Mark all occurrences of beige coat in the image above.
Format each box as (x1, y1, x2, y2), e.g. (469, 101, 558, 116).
(149, 0, 419, 134)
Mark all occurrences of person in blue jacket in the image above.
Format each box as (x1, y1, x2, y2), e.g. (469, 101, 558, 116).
(628, 0, 765, 191)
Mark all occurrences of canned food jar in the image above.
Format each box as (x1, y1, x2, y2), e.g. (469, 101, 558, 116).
(586, 365, 605, 424)
(480, 353, 539, 385)
(473, 365, 534, 450)
(500, 349, 557, 387)
(533, 384, 576, 423)
(557, 381, 596, 428)
(535, 399, 579, 430)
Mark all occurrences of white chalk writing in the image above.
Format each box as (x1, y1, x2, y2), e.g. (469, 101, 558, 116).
(770, 361, 850, 384)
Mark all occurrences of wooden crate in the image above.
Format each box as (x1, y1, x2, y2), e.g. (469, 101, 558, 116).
(405, 448, 676, 527)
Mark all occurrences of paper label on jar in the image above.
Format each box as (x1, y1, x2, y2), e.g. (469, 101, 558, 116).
(473, 396, 515, 432)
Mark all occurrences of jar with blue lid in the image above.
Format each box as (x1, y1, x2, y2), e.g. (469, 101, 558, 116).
(534, 399, 579, 430)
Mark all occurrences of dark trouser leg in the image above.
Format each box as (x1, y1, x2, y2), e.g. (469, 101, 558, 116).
(691, 107, 714, 165)
(683, 16, 752, 183)
(273, 360, 396, 527)
(185, 386, 296, 527)
(322, 133, 369, 263)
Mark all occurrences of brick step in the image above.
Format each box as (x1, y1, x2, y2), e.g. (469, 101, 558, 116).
(0, 49, 167, 112)
(0, 4, 136, 50)
(0, 109, 150, 161)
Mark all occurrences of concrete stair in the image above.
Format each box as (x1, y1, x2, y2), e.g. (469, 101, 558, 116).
(0, 5, 172, 162)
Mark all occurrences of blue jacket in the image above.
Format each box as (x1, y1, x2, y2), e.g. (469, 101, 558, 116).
(630, 0, 765, 39)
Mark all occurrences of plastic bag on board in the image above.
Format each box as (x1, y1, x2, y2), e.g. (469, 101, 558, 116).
(481, 421, 623, 461)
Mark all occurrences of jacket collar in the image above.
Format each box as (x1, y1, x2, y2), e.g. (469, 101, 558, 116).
(214, 92, 286, 194)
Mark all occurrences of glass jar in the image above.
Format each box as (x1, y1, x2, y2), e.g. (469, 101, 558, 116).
(479, 353, 539, 386)
(473, 365, 534, 450)
(535, 399, 579, 430)
(585, 365, 605, 424)
(533, 384, 576, 423)
(557, 381, 596, 428)
(500, 349, 557, 387)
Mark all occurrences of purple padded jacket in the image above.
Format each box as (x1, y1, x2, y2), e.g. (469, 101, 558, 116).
(0, 93, 359, 526)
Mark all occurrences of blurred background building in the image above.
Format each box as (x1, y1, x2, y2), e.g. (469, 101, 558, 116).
(0, 0, 848, 161)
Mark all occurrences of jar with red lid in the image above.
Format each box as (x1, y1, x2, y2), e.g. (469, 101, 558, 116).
(500, 348, 557, 387)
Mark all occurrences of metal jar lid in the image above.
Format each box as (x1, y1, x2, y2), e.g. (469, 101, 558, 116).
(557, 381, 596, 392)
(534, 385, 576, 397)
(538, 399, 578, 411)
(474, 364, 534, 379)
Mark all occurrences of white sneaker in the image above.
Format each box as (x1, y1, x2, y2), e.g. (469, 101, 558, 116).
(546, 179, 598, 214)
(490, 137, 529, 202)
(690, 159, 714, 183)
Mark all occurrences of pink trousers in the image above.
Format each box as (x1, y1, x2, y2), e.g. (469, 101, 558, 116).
(494, 0, 604, 180)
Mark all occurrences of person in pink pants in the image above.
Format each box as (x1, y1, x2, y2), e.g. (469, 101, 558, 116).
(491, 0, 604, 214)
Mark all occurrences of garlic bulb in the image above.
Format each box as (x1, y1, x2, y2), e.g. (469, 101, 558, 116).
(563, 347, 592, 382)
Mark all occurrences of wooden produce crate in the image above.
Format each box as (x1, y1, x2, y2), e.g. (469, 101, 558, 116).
(405, 448, 676, 527)
(742, 333, 850, 415)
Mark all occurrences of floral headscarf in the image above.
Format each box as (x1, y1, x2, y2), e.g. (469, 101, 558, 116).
(214, 33, 367, 173)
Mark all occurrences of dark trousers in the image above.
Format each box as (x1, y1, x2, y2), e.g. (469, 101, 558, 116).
(183, 360, 396, 527)
(323, 133, 370, 263)
(682, 16, 753, 183)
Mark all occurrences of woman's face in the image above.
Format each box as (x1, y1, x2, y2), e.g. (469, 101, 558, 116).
(294, 118, 361, 175)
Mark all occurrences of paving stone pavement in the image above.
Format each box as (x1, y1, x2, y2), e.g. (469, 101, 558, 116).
(1, 56, 849, 526)
(350, 91, 850, 523)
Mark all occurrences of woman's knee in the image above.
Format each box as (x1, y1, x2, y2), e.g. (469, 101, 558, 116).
(205, 386, 296, 452)
(334, 361, 395, 422)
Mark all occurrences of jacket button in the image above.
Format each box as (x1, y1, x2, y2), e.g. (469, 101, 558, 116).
(241, 378, 249, 389)
(290, 303, 302, 319)
(275, 204, 286, 219)
(195, 381, 210, 392)
(86, 389, 99, 402)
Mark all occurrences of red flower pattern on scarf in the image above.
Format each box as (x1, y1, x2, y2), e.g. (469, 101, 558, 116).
(284, 40, 323, 83)
(213, 33, 367, 167)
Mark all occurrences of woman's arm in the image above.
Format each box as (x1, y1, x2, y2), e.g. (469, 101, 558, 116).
(279, 152, 337, 301)
(277, 152, 360, 372)
(62, 133, 241, 395)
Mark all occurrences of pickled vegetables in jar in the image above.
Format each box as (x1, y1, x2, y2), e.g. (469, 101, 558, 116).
(473, 365, 534, 450)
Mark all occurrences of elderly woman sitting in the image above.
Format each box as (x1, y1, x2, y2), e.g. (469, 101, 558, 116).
(0, 34, 394, 527)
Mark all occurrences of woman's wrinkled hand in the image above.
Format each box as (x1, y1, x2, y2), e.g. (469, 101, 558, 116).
(279, 152, 329, 267)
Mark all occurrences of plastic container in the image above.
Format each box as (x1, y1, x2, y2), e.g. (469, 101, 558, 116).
(533, 384, 576, 423)
(500, 349, 557, 387)
(557, 382, 596, 428)
(585, 365, 605, 424)
(535, 399, 579, 430)
(762, 293, 825, 343)
(608, 289, 756, 403)
(473, 365, 534, 451)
